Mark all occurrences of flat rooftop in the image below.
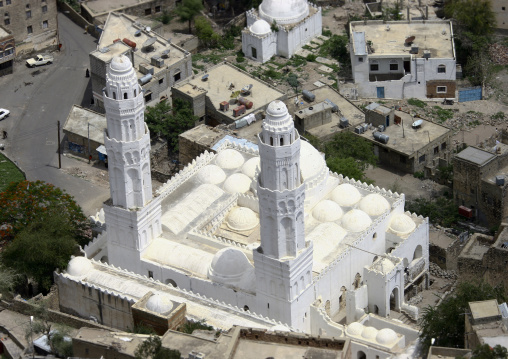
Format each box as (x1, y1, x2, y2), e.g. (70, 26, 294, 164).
(358, 111, 451, 156)
(63, 105, 106, 144)
(0, 26, 10, 38)
(350, 20, 455, 59)
(469, 300, 501, 321)
(82, 0, 147, 15)
(175, 63, 285, 122)
(455, 147, 496, 166)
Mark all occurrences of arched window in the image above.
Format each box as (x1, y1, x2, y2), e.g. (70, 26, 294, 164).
(124, 93, 128, 99)
(270, 137, 274, 146)
(165, 279, 177, 287)
(113, 92, 116, 99)
(438, 64, 446, 73)
(134, 89, 137, 97)
(280, 137, 284, 146)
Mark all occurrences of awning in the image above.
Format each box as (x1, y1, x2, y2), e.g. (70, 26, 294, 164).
(96, 145, 107, 155)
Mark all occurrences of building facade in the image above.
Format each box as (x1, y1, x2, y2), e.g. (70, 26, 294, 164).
(0, 25, 14, 76)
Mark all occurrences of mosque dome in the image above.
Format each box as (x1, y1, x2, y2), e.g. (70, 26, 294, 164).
(226, 207, 259, 231)
(208, 248, 253, 282)
(259, 0, 310, 25)
(197, 165, 226, 185)
(341, 209, 372, 232)
(250, 19, 272, 35)
(389, 214, 416, 236)
(300, 141, 326, 183)
(361, 326, 378, 340)
(216, 149, 245, 169)
(263, 101, 293, 131)
(242, 157, 261, 178)
(223, 173, 251, 194)
(146, 293, 174, 314)
(376, 328, 398, 345)
(312, 200, 343, 222)
(66, 256, 93, 277)
(374, 258, 395, 274)
(359, 194, 390, 217)
(346, 322, 363, 336)
(331, 184, 362, 207)
(110, 55, 132, 72)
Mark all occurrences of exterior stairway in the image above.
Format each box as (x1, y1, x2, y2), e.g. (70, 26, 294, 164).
(390, 310, 417, 326)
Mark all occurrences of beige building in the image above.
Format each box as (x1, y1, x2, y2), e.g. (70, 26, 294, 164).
(492, 0, 508, 33)
(0, 25, 14, 76)
(465, 299, 508, 350)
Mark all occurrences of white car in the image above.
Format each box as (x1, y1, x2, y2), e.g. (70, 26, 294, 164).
(0, 108, 9, 121)
(26, 54, 54, 67)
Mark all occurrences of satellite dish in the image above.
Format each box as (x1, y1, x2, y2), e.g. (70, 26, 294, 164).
(146, 26, 151, 32)
(412, 119, 423, 128)
(143, 37, 157, 48)
(405, 36, 415, 44)
(161, 49, 170, 58)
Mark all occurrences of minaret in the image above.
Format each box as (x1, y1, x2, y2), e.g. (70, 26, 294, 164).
(253, 100, 313, 331)
(103, 55, 162, 272)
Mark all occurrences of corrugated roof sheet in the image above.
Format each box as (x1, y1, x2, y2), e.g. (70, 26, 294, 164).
(455, 147, 496, 166)
(353, 32, 367, 56)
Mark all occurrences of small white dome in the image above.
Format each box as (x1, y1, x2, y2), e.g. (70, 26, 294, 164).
(376, 328, 398, 345)
(197, 165, 226, 185)
(223, 173, 251, 194)
(208, 248, 253, 281)
(300, 141, 326, 184)
(216, 149, 245, 169)
(250, 19, 271, 35)
(346, 322, 364, 336)
(110, 55, 132, 72)
(389, 214, 416, 236)
(266, 100, 288, 118)
(341, 209, 372, 233)
(242, 157, 261, 178)
(361, 326, 378, 340)
(359, 194, 390, 216)
(146, 293, 174, 314)
(226, 207, 259, 231)
(66, 256, 93, 277)
(373, 258, 395, 273)
(331, 184, 362, 207)
(312, 200, 343, 222)
(259, 0, 309, 25)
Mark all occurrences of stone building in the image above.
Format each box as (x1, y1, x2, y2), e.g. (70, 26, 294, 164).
(349, 20, 457, 100)
(0, 0, 57, 55)
(465, 299, 508, 350)
(453, 144, 508, 227)
(492, 0, 508, 34)
(0, 25, 14, 76)
(89, 12, 192, 112)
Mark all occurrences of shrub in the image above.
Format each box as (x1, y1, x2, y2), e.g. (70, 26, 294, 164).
(407, 98, 427, 108)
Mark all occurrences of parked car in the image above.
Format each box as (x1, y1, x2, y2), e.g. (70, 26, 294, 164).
(26, 54, 54, 67)
(0, 108, 9, 121)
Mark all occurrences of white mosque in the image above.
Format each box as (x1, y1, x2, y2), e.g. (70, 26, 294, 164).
(241, 0, 322, 62)
(57, 55, 429, 358)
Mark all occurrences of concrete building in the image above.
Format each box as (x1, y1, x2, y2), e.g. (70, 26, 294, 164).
(492, 0, 508, 33)
(0, 25, 14, 76)
(356, 110, 452, 178)
(465, 299, 508, 350)
(453, 144, 508, 227)
(81, 0, 174, 26)
(90, 12, 192, 112)
(349, 20, 456, 100)
(427, 346, 471, 358)
(241, 0, 322, 63)
(0, 0, 57, 56)
(171, 62, 286, 126)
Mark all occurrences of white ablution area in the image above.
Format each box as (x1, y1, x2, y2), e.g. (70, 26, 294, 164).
(56, 56, 428, 358)
(241, 0, 322, 62)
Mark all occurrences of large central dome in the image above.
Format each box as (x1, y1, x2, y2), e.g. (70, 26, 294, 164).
(259, 0, 309, 25)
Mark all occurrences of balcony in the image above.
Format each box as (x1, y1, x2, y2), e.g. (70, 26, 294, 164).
(369, 73, 406, 82)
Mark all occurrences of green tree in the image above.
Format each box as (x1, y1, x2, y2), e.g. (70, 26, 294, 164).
(175, 0, 204, 34)
(472, 344, 508, 359)
(145, 100, 173, 137)
(445, 0, 496, 37)
(419, 281, 506, 352)
(405, 197, 460, 227)
(0, 264, 20, 297)
(134, 335, 181, 359)
(328, 35, 349, 64)
(0, 180, 90, 246)
(2, 215, 78, 291)
(194, 16, 220, 48)
(178, 319, 213, 334)
(326, 157, 371, 183)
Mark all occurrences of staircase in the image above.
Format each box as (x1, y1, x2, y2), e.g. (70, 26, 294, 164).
(391, 310, 416, 326)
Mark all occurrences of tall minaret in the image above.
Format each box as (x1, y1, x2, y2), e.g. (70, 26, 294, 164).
(103, 55, 162, 272)
(254, 100, 313, 331)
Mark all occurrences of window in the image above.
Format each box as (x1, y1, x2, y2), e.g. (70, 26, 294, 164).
(0, 2, 3, 7)
(437, 86, 447, 93)
(42, 5, 47, 12)
(400, 155, 407, 163)
(159, 78, 164, 84)
(155, 5, 161, 12)
(370, 63, 379, 71)
(4, 18, 9, 25)
(26, 10, 31, 18)
(6, 0, 10, 4)
(145, 8, 151, 15)
(26, 3, 30, 8)
(27, 25, 33, 34)
(251, 47, 257, 59)
(390, 63, 398, 71)
(144, 92, 152, 102)
(4, 11, 8, 16)
(503, 6, 506, 10)
(358, 57, 364, 62)
(42, 20, 48, 28)
(419, 154, 426, 163)
(173, 72, 181, 82)
(441, 142, 447, 150)
(148, 271, 153, 278)
(434, 146, 439, 154)
(123, 93, 127, 99)
(438, 64, 446, 73)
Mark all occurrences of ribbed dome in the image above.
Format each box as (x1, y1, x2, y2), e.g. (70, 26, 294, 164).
(346, 322, 363, 336)
(216, 149, 245, 169)
(226, 207, 259, 231)
(110, 55, 132, 72)
(223, 173, 251, 194)
(376, 328, 398, 345)
(208, 248, 252, 281)
(259, 0, 310, 25)
(389, 214, 416, 236)
(331, 183, 362, 207)
(197, 165, 226, 184)
(359, 194, 390, 216)
(250, 19, 271, 35)
(242, 157, 261, 178)
(341, 209, 372, 232)
(146, 293, 174, 314)
(266, 100, 288, 118)
(373, 258, 395, 274)
(361, 326, 378, 340)
(66, 256, 93, 277)
(312, 200, 343, 222)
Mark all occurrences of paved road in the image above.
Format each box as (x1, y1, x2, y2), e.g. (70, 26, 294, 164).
(0, 13, 109, 216)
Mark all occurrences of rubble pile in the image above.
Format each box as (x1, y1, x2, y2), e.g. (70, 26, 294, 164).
(489, 43, 508, 65)
(408, 294, 423, 305)
(429, 262, 458, 280)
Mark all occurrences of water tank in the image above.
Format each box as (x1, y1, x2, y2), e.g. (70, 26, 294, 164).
(339, 117, 349, 128)
(423, 50, 431, 59)
(237, 97, 253, 109)
(496, 175, 505, 186)
(324, 98, 339, 112)
(302, 90, 315, 102)
(361, 123, 369, 132)
(354, 126, 364, 134)
(122, 38, 136, 49)
(373, 131, 389, 144)
(139, 73, 152, 85)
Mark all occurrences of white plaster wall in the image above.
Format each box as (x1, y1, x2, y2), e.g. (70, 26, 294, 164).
(350, 341, 392, 359)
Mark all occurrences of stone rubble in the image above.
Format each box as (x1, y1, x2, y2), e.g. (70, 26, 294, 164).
(489, 43, 508, 65)
(429, 262, 458, 280)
